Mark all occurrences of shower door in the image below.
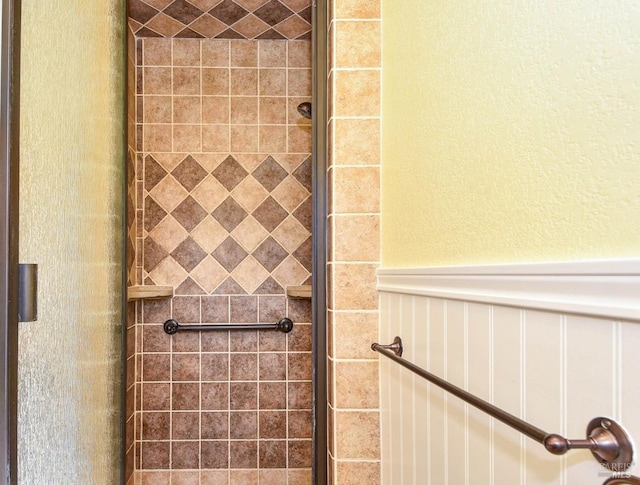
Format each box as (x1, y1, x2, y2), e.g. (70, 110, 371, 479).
(1, 0, 127, 483)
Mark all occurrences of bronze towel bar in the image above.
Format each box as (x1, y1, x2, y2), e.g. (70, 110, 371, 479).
(164, 317, 293, 335)
(372, 336, 635, 477)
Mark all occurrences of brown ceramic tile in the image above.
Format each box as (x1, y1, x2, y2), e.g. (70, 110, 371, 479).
(172, 412, 200, 439)
(203, 68, 230, 95)
(202, 382, 229, 410)
(231, 40, 258, 66)
(144, 124, 173, 152)
(231, 96, 259, 124)
(202, 96, 230, 123)
(288, 469, 313, 485)
(173, 96, 202, 123)
(230, 68, 258, 95)
(171, 237, 208, 270)
(259, 410, 286, 439)
(142, 411, 171, 440)
(287, 381, 311, 409)
(252, 197, 287, 232)
(287, 41, 310, 68)
(202, 124, 231, 151)
(259, 40, 286, 67)
(172, 331, 201, 352)
(229, 382, 258, 410)
(172, 296, 201, 323)
(288, 410, 312, 438)
(258, 69, 286, 95)
(173, 67, 201, 95)
(201, 330, 230, 351)
(229, 411, 258, 438)
(201, 441, 229, 468)
(144, 67, 172, 94)
(143, 383, 171, 410)
(229, 296, 258, 323)
(230, 353, 258, 380)
(335, 410, 380, 459)
(229, 331, 258, 351)
(259, 382, 285, 409)
(201, 411, 229, 439)
(202, 39, 230, 66)
(173, 124, 202, 151)
(259, 97, 286, 124)
(172, 470, 201, 485)
(172, 382, 200, 410)
(173, 39, 202, 66)
(201, 353, 229, 381)
(143, 354, 171, 381)
(172, 440, 200, 469)
(287, 352, 311, 380)
(211, 201, 249, 237)
(287, 439, 312, 468)
(143, 38, 172, 65)
(172, 353, 201, 381)
(336, 462, 380, 485)
(259, 353, 286, 380)
(142, 324, 171, 352)
(287, 299, 311, 324)
(141, 441, 170, 469)
(229, 440, 258, 468)
(258, 296, 286, 323)
(230, 124, 260, 152)
(288, 323, 311, 351)
(252, 237, 287, 272)
(259, 440, 286, 468)
(259, 469, 287, 485)
(259, 330, 286, 352)
(144, 95, 172, 123)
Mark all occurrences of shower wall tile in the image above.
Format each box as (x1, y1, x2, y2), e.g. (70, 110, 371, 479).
(130, 37, 312, 480)
(328, 0, 382, 483)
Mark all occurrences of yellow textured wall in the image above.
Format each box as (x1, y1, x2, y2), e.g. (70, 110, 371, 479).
(19, 1, 124, 483)
(381, 1, 640, 267)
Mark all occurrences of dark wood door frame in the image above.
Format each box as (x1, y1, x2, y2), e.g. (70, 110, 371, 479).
(0, 0, 20, 482)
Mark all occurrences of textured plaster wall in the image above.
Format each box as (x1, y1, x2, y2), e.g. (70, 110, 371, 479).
(381, 1, 640, 267)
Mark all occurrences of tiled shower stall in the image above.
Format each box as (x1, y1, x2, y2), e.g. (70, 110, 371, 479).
(125, 1, 315, 482)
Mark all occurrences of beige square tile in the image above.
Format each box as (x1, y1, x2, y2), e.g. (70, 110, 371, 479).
(259, 40, 287, 67)
(288, 68, 312, 96)
(259, 97, 287, 124)
(271, 256, 309, 288)
(191, 256, 228, 293)
(201, 469, 229, 484)
(143, 96, 172, 123)
(173, 67, 201, 95)
(191, 216, 229, 252)
(288, 97, 312, 125)
(203, 96, 230, 124)
(332, 263, 378, 310)
(191, 176, 228, 213)
(148, 216, 189, 252)
(335, 410, 380, 459)
(287, 41, 311, 68)
(287, 469, 312, 485)
(143, 124, 172, 152)
(288, 125, 311, 153)
(231, 125, 259, 152)
(334, 0, 380, 19)
(333, 118, 380, 165)
(234, 153, 266, 173)
(173, 125, 201, 152)
(333, 311, 378, 360)
(143, 38, 172, 66)
(173, 38, 201, 66)
(203, 68, 230, 95)
(332, 166, 380, 213)
(149, 255, 189, 287)
(259, 69, 286, 96)
(232, 176, 269, 213)
(335, 21, 381, 68)
(336, 461, 380, 485)
(259, 469, 287, 484)
(259, 125, 287, 153)
(271, 176, 307, 212)
(231, 216, 269, 252)
(143, 67, 172, 95)
(231, 96, 259, 124)
(231, 68, 258, 95)
(334, 361, 379, 408)
(202, 124, 230, 152)
(202, 39, 230, 67)
(229, 469, 259, 484)
(148, 176, 189, 213)
(271, 216, 309, 253)
(232, 256, 270, 293)
(140, 471, 170, 485)
(171, 470, 200, 485)
(333, 215, 379, 262)
(334, 70, 380, 117)
(173, 96, 201, 124)
(231, 40, 258, 67)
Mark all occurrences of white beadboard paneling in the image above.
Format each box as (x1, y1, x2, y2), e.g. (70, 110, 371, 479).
(523, 310, 564, 485)
(377, 262, 640, 485)
(377, 259, 640, 321)
(466, 303, 492, 484)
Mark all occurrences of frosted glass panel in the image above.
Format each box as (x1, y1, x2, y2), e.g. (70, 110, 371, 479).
(18, 1, 125, 483)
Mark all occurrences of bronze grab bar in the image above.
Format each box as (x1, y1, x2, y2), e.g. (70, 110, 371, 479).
(372, 336, 635, 475)
(164, 318, 293, 335)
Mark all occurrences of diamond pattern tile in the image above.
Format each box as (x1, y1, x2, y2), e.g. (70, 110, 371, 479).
(148, 255, 189, 286)
(252, 156, 287, 192)
(252, 236, 287, 272)
(190, 255, 228, 292)
(271, 216, 308, 253)
(212, 155, 249, 191)
(232, 256, 270, 293)
(253, 276, 283, 294)
(144, 236, 169, 272)
(171, 236, 208, 271)
(292, 155, 311, 193)
(271, 175, 308, 212)
(164, 0, 204, 24)
(175, 276, 207, 295)
(253, 0, 293, 26)
(149, 215, 189, 252)
(191, 175, 228, 213)
(292, 236, 311, 271)
(191, 216, 229, 252)
(212, 236, 249, 271)
(130, 0, 310, 38)
(252, 197, 287, 232)
(231, 216, 269, 252)
(145, 155, 169, 191)
(212, 196, 249, 232)
(144, 195, 168, 232)
(232, 176, 269, 213)
(149, 175, 190, 213)
(172, 196, 208, 231)
(172, 155, 208, 191)
(214, 276, 247, 294)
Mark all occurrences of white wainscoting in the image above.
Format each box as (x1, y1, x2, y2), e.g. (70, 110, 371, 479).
(377, 260, 640, 485)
